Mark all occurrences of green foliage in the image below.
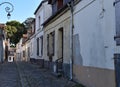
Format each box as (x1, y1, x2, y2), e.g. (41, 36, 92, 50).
(5, 20, 27, 45)
(5, 25, 17, 38)
(23, 17, 34, 29)
(10, 44, 15, 48)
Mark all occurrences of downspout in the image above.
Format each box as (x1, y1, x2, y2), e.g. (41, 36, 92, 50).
(67, 0, 74, 80)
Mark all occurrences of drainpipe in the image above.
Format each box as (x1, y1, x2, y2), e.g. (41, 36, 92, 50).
(67, 0, 74, 80)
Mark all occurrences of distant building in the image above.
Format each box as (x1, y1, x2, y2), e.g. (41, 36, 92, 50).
(16, 38, 23, 61)
(8, 48, 15, 62)
(30, 0, 52, 67)
(0, 24, 6, 63)
(16, 18, 36, 62)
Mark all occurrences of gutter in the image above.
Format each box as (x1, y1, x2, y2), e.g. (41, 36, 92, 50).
(68, 0, 81, 81)
(67, 0, 74, 80)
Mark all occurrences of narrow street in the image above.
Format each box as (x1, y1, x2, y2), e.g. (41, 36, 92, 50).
(0, 62, 21, 87)
(0, 62, 76, 87)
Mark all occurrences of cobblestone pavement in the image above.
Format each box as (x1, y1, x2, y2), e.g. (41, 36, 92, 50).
(0, 62, 77, 87)
(0, 62, 21, 87)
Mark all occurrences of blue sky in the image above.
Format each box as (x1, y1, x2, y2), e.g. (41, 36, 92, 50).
(0, 0, 41, 23)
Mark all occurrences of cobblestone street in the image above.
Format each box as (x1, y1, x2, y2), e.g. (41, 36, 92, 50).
(0, 62, 77, 87)
(0, 62, 21, 87)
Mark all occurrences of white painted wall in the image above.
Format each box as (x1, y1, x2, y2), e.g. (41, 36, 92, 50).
(16, 38, 23, 61)
(34, 1, 52, 60)
(30, 35, 36, 59)
(73, 0, 116, 69)
(35, 2, 52, 32)
(35, 9, 44, 32)
(25, 40, 31, 61)
(43, 2, 52, 21)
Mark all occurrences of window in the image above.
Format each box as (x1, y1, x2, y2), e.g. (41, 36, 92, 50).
(39, 36, 43, 56)
(57, 0, 63, 10)
(0, 29, 2, 34)
(9, 57, 11, 60)
(51, 31, 55, 56)
(36, 36, 43, 56)
(47, 31, 55, 56)
(38, 16, 41, 29)
(23, 51, 25, 57)
(30, 43, 33, 55)
(28, 47, 30, 57)
(40, 36, 43, 56)
(37, 38, 39, 56)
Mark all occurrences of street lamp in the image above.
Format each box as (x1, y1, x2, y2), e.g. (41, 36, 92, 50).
(0, 2, 14, 19)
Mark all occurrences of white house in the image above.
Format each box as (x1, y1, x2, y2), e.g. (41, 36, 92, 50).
(24, 39, 31, 62)
(16, 38, 23, 61)
(8, 48, 15, 62)
(30, 0, 52, 67)
(72, 0, 116, 87)
(28, 18, 36, 63)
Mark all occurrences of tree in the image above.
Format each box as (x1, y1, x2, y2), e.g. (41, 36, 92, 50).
(23, 17, 35, 29)
(5, 25, 17, 38)
(5, 20, 27, 45)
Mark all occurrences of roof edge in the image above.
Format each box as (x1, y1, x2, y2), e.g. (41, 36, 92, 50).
(34, 0, 48, 15)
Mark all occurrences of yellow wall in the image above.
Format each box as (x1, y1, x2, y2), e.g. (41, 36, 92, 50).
(43, 9, 72, 64)
(73, 64, 116, 87)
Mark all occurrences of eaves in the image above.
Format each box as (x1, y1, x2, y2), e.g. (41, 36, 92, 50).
(34, 0, 48, 15)
(42, 4, 69, 27)
(42, 0, 81, 27)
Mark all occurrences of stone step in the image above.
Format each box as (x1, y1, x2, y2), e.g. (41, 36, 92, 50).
(51, 72, 62, 78)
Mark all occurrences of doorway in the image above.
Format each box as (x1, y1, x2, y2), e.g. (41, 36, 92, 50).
(58, 28, 63, 59)
(114, 54, 120, 87)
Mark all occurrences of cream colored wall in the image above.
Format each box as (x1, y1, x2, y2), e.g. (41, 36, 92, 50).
(43, 10, 71, 63)
(73, 65, 116, 87)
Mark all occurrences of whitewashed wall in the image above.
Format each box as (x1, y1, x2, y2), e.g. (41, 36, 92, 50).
(16, 38, 23, 61)
(73, 0, 116, 69)
(35, 2, 52, 32)
(34, 1, 52, 60)
(30, 35, 37, 59)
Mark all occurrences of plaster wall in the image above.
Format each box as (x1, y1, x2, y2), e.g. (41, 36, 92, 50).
(73, 0, 116, 69)
(73, 0, 116, 86)
(43, 10, 71, 64)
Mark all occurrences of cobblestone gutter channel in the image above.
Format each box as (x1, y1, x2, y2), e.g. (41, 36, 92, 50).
(16, 62, 56, 87)
(16, 62, 33, 87)
(16, 62, 52, 87)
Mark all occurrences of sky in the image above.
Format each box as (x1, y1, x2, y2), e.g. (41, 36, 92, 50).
(0, 0, 42, 23)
